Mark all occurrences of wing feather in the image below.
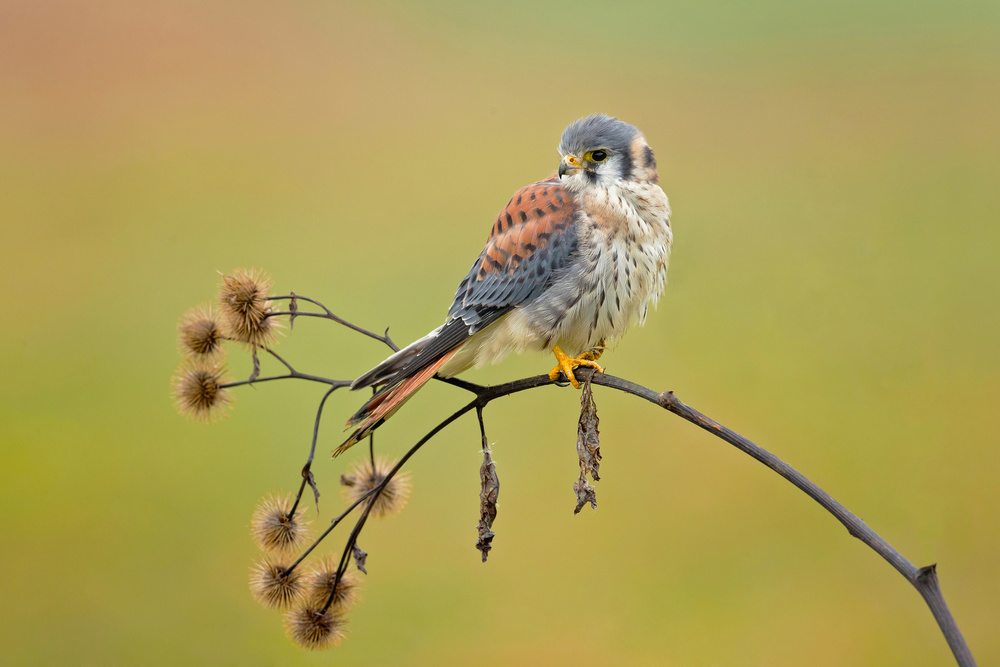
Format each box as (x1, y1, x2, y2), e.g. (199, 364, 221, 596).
(450, 177, 580, 320)
(378, 178, 580, 385)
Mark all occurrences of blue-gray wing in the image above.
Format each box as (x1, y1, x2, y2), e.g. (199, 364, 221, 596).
(378, 178, 581, 381)
(448, 177, 580, 330)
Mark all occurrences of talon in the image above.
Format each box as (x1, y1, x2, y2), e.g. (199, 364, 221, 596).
(579, 339, 606, 363)
(547, 344, 605, 389)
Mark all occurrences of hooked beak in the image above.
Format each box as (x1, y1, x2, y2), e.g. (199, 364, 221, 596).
(559, 154, 582, 177)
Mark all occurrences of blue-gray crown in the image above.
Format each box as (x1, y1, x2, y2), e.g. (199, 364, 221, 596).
(558, 114, 639, 157)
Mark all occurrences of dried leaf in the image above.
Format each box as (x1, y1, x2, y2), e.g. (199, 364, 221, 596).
(303, 466, 321, 509)
(577, 377, 601, 481)
(249, 349, 261, 383)
(476, 443, 500, 562)
(572, 375, 601, 513)
(352, 544, 367, 574)
(573, 475, 598, 514)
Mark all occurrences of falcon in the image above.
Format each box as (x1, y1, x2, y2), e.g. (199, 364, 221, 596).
(337, 114, 672, 454)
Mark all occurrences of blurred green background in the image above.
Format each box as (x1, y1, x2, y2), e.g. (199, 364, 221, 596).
(2, 0, 999, 664)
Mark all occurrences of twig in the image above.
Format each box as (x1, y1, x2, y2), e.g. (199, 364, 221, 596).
(267, 295, 398, 351)
(290, 385, 342, 516)
(220, 374, 348, 389)
(322, 400, 482, 612)
(220, 348, 351, 389)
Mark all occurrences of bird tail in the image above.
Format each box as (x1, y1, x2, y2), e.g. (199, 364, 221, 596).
(350, 326, 444, 391)
(335, 347, 458, 456)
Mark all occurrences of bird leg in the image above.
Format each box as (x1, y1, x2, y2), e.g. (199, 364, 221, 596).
(548, 344, 605, 389)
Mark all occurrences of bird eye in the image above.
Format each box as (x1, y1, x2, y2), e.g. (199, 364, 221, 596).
(589, 150, 608, 162)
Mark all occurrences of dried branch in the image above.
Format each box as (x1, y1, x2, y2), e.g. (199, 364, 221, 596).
(377, 369, 975, 666)
(267, 294, 398, 351)
(177, 281, 976, 663)
(291, 385, 340, 515)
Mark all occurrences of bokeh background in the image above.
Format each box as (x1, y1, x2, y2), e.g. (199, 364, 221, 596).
(3, 1, 999, 664)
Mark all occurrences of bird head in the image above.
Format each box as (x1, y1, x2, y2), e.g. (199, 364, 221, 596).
(557, 114, 658, 188)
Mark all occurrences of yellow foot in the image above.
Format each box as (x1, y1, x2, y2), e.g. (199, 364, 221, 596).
(547, 344, 605, 389)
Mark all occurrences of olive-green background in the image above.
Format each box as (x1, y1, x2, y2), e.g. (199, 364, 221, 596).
(3, 1, 998, 664)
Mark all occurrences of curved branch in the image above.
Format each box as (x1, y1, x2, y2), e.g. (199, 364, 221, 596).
(407, 370, 975, 666)
(218, 293, 973, 662)
(588, 373, 975, 666)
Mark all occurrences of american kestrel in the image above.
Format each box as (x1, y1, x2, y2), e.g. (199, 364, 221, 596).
(337, 114, 671, 454)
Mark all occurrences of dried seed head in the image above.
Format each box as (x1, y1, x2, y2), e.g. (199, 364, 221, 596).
(178, 304, 225, 358)
(284, 605, 348, 650)
(249, 556, 304, 609)
(304, 556, 362, 610)
(172, 359, 231, 422)
(218, 268, 277, 348)
(251, 493, 311, 555)
(340, 456, 411, 518)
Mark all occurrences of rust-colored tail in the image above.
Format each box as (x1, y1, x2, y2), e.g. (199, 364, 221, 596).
(335, 349, 458, 456)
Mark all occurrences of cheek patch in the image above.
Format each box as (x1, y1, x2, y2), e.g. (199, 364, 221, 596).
(629, 136, 658, 183)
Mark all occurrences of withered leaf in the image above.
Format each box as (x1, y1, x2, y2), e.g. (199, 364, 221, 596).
(352, 544, 368, 574)
(288, 291, 298, 330)
(476, 443, 500, 562)
(573, 375, 601, 513)
(577, 377, 601, 481)
(573, 475, 598, 514)
(249, 349, 261, 383)
(303, 466, 321, 509)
